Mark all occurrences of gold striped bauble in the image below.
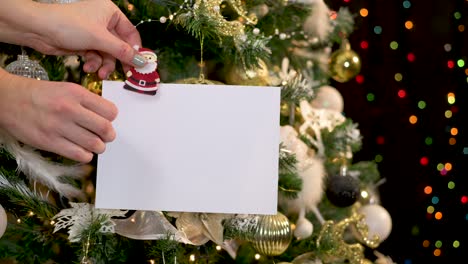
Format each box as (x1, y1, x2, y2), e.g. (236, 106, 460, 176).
(249, 212, 292, 256)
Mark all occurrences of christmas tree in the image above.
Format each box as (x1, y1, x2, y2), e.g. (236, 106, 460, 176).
(0, 0, 395, 263)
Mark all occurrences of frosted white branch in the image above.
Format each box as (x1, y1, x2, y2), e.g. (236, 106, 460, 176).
(53, 202, 128, 243)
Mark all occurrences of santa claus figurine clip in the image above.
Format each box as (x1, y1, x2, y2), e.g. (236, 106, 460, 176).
(123, 46, 161, 95)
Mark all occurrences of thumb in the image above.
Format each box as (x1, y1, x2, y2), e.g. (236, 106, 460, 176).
(96, 32, 146, 68)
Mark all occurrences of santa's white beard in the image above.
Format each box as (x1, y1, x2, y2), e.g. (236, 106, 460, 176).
(135, 62, 157, 74)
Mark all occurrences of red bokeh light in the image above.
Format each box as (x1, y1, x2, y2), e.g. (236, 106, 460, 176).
(447, 60, 455, 69)
(461, 195, 468, 204)
(420, 157, 429, 166)
(360, 40, 369, 49)
(398, 89, 407, 98)
(355, 75, 365, 84)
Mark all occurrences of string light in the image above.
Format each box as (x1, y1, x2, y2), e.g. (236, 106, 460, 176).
(420, 157, 429, 166)
(398, 89, 406, 98)
(405, 20, 414, 30)
(254, 254, 261, 260)
(427, 206, 434, 214)
(447, 181, 455, 189)
(402, 0, 411, 8)
(390, 41, 399, 50)
(360, 8, 368, 17)
(425, 137, 433, 145)
(375, 154, 383, 162)
(394, 73, 403, 81)
(424, 186, 432, 194)
(422, 240, 430, 247)
(445, 110, 452, 118)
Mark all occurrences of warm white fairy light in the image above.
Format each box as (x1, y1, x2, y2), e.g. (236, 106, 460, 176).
(255, 254, 261, 260)
(189, 254, 196, 262)
(215, 245, 222, 251)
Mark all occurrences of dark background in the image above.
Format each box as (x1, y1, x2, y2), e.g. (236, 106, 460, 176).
(327, 0, 468, 263)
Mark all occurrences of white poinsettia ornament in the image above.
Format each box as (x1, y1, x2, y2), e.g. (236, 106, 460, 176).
(53, 203, 128, 242)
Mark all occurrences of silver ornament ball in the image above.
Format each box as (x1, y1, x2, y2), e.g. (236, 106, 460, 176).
(5, 55, 49, 80)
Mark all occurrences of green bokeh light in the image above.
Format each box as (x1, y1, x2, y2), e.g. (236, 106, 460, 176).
(448, 181, 455, 189)
(375, 154, 383, 162)
(425, 137, 433, 145)
(418, 101, 426, 109)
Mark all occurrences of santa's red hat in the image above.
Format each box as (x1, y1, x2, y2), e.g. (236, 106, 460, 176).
(133, 45, 155, 56)
(138, 47, 155, 55)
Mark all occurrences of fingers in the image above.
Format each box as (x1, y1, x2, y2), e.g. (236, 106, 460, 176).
(95, 30, 146, 68)
(112, 11, 142, 51)
(75, 107, 116, 143)
(62, 123, 106, 154)
(49, 137, 94, 164)
(83, 51, 103, 73)
(98, 53, 116, 80)
(80, 91, 118, 122)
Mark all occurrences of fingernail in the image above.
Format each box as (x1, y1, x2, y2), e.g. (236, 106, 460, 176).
(132, 54, 146, 67)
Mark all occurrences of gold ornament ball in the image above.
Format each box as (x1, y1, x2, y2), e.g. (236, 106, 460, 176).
(249, 212, 292, 256)
(225, 60, 270, 86)
(174, 77, 224, 85)
(81, 72, 102, 95)
(329, 48, 361, 83)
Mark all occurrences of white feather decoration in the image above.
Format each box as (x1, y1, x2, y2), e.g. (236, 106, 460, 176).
(302, 0, 332, 42)
(279, 126, 326, 239)
(0, 129, 90, 199)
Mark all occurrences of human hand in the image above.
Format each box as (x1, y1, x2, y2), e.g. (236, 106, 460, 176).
(1, 0, 145, 79)
(0, 69, 118, 163)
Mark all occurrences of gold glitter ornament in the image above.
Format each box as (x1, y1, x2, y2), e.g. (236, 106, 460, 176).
(225, 60, 270, 86)
(174, 77, 224, 85)
(81, 70, 124, 95)
(329, 39, 361, 83)
(315, 208, 381, 264)
(192, 0, 257, 39)
(248, 212, 292, 256)
(81, 72, 102, 95)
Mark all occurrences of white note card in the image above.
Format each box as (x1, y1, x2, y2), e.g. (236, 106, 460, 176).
(95, 81, 281, 214)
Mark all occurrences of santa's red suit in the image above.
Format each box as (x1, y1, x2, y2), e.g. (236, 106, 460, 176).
(124, 48, 161, 95)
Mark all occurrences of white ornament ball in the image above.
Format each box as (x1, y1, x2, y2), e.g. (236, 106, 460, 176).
(293, 217, 313, 240)
(0, 204, 7, 238)
(310, 85, 344, 113)
(357, 204, 392, 242)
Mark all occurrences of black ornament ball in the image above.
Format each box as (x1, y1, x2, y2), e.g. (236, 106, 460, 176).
(325, 174, 360, 207)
